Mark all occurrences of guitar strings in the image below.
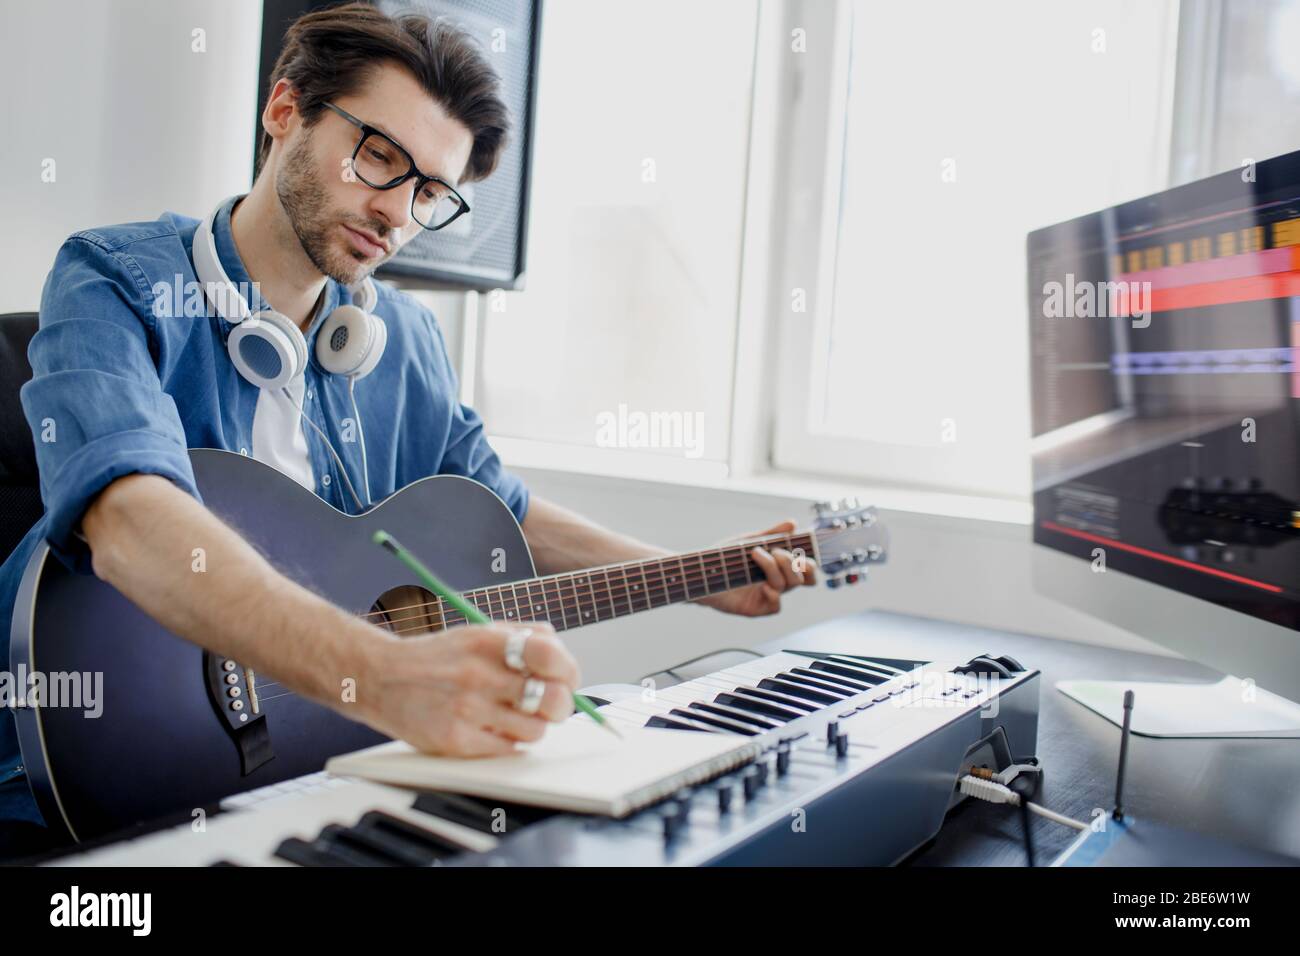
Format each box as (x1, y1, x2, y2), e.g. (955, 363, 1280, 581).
(358, 530, 822, 626)
(364, 533, 826, 631)
(253, 526, 861, 706)
(375, 566, 771, 634)
(367, 559, 802, 631)
(380, 570, 762, 639)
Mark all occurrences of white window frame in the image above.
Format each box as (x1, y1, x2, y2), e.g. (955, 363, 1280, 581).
(767, 0, 1182, 503)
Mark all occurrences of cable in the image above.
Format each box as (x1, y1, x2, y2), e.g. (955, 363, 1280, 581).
(348, 376, 372, 507)
(958, 774, 1089, 831)
(282, 385, 366, 513)
(639, 647, 764, 685)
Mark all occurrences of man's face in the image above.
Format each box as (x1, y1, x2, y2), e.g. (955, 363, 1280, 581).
(275, 65, 475, 286)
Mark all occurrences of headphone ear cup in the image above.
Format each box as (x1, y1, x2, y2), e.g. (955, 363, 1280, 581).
(316, 304, 386, 379)
(350, 314, 387, 380)
(227, 310, 307, 390)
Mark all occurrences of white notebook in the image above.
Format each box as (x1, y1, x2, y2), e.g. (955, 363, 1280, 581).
(326, 721, 762, 817)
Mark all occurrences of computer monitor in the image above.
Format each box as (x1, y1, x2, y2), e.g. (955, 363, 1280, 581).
(1028, 149, 1300, 737)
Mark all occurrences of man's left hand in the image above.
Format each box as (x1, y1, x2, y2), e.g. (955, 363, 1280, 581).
(695, 520, 816, 617)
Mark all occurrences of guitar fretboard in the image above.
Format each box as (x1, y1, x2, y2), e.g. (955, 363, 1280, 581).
(428, 531, 816, 632)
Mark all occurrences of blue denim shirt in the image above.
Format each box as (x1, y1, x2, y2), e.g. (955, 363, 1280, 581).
(0, 196, 529, 824)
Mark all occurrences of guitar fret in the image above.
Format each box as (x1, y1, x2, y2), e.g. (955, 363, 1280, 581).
(604, 567, 622, 619)
(577, 572, 598, 624)
(620, 564, 637, 615)
(528, 581, 548, 625)
(555, 576, 571, 630)
(638, 562, 654, 611)
(592, 568, 611, 621)
(670, 556, 686, 601)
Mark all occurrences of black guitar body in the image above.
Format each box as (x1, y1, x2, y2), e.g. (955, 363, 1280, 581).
(10, 448, 534, 841)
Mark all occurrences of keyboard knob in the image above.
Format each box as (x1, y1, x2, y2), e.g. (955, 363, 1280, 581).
(776, 746, 791, 777)
(743, 767, 762, 801)
(717, 783, 734, 814)
(835, 731, 850, 759)
(826, 721, 839, 746)
(662, 810, 679, 842)
(673, 794, 692, 824)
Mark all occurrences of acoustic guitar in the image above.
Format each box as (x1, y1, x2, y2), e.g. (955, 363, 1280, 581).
(10, 448, 888, 840)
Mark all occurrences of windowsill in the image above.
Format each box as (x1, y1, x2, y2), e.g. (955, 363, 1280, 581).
(492, 435, 1033, 526)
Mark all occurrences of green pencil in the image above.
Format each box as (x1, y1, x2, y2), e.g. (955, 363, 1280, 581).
(373, 529, 622, 739)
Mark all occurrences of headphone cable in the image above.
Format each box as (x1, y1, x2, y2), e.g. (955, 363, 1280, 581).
(281, 385, 367, 513)
(348, 377, 372, 507)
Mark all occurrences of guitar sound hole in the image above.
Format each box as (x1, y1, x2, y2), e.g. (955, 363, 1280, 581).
(370, 585, 443, 637)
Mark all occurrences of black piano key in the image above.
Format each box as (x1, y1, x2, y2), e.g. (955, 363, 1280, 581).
(831, 653, 924, 672)
(777, 671, 865, 697)
(688, 700, 781, 730)
(758, 677, 845, 704)
(734, 685, 820, 713)
(274, 835, 363, 867)
(646, 713, 716, 732)
(411, 792, 552, 835)
(810, 660, 889, 684)
(317, 822, 413, 868)
(714, 691, 806, 722)
(827, 653, 913, 676)
(789, 666, 873, 692)
(668, 707, 756, 735)
(350, 811, 460, 865)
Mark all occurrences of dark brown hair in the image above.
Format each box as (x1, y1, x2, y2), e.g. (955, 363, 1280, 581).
(256, 2, 510, 183)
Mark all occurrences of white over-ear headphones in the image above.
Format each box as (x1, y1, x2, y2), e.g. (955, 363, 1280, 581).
(191, 196, 387, 510)
(192, 198, 388, 391)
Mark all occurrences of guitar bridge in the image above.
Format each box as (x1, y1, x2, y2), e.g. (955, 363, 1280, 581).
(204, 652, 275, 775)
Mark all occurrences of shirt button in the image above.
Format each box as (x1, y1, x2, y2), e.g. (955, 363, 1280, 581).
(306, 388, 314, 400)
(239, 447, 248, 456)
(322, 474, 332, 487)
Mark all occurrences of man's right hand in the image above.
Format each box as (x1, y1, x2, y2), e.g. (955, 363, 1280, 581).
(352, 621, 580, 757)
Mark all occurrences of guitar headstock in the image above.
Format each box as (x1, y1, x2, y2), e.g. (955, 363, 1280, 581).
(810, 498, 889, 588)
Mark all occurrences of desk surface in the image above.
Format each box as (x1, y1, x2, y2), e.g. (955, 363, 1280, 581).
(664, 609, 1300, 866)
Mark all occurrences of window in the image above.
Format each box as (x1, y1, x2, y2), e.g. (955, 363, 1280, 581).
(1171, 0, 1300, 186)
(772, 0, 1179, 499)
(475, 0, 758, 475)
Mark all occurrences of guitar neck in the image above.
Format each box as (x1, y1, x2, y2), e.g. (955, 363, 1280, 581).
(442, 531, 817, 632)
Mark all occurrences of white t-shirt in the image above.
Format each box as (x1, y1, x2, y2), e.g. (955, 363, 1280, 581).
(251, 378, 314, 492)
(249, 296, 322, 493)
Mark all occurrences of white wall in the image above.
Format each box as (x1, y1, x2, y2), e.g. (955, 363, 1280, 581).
(0, 0, 262, 313)
(0, 0, 470, 337)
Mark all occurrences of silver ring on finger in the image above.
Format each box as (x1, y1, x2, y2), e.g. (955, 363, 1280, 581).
(504, 628, 531, 673)
(518, 677, 546, 715)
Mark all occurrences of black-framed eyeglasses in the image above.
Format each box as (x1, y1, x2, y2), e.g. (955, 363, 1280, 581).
(323, 101, 470, 231)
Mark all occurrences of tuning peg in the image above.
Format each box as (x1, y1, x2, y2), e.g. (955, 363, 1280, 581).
(812, 501, 831, 516)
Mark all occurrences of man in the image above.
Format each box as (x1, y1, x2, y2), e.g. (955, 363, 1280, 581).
(0, 3, 811, 852)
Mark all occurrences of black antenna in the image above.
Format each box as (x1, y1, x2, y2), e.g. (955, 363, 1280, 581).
(1112, 689, 1135, 821)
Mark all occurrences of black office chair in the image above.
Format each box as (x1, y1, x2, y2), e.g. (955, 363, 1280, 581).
(0, 313, 44, 564)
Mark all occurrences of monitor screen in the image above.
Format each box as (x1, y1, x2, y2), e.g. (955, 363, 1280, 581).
(1029, 151, 1300, 633)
